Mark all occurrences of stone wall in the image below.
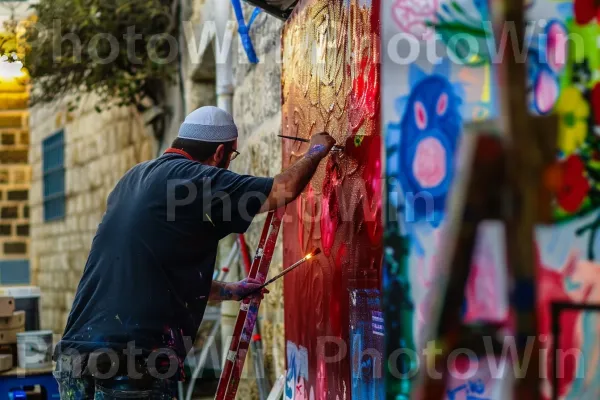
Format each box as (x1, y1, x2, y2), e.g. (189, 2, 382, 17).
(0, 78, 31, 284)
(29, 95, 155, 333)
(227, 8, 285, 399)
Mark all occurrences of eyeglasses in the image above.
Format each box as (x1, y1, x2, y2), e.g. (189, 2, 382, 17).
(230, 150, 240, 161)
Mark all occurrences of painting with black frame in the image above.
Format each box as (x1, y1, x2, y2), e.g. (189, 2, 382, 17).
(551, 302, 600, 400)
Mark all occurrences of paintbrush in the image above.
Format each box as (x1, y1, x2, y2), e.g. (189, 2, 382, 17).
(278, 135, 344, 151)
(239, 248, 322, 300)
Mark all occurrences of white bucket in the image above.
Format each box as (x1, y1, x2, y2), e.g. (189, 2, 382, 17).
(17, 330, 53, 369)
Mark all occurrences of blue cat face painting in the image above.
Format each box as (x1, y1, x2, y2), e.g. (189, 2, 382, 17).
(387, 61, 463, 230)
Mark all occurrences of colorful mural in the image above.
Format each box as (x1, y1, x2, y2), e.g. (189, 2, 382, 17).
(383, 0, 600, 399)
(281, 0, 382, 398)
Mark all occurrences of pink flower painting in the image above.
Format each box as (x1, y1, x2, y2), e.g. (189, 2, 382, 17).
(392, 0, 438, 39)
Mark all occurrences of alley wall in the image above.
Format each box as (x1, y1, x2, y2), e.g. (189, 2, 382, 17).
(29, 96, 155, 332)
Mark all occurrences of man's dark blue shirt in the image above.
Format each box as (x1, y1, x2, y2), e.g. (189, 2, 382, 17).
(55, 152, 273, 370)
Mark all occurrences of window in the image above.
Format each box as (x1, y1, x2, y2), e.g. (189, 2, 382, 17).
(42, 130, 65, 221)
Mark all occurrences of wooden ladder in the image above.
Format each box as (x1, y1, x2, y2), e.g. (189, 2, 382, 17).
(215, 207, 285, 400)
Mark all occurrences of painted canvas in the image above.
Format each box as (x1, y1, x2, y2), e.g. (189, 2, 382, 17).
(281, 0, 382, 398)
(382, 0, 600, 398)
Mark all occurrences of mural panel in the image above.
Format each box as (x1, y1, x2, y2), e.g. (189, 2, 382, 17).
(383, 0, 600, 398)
(281, 0, 382, 398)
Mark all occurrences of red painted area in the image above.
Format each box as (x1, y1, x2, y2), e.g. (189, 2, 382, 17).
(321, 160, 342, 256)
(282, 0, 381, 396)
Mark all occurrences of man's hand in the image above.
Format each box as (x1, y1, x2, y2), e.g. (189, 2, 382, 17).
(210, 278, 269, 302)
(227, 278, 269, 301)
(259, 132, 337, 213)
(306, 132, 337, 159)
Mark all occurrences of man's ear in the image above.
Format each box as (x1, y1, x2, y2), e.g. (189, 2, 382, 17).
(214, 143, 225, 165)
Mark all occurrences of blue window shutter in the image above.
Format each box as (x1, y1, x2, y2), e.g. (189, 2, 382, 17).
(42, 130, 66, 222)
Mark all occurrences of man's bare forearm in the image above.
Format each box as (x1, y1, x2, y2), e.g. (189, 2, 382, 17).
(278, 153, 322, 200)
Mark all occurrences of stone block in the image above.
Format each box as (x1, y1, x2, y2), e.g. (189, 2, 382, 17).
(0, 114, 24, 128)
(72, 235, 83, 251)
(12, 168, 29, 184)
(0, 224, 10, 236)
(64, 292, 74, 310)
(20, 132, 29, 146)
(0, 150, 28, 164)
(1, 206, 18, 219)
(139, 141, 153, 163)
(88, 162, 102, 189)
(31, 163, 42, 182)
(16, 224, 28, 236)
(82, 193, 92, 212)
(86, 136, 98, 161)
(88, 215, 100, 231)
(29, 146, 41, 164)
(58, 254, 70, 271)
(29, 183, 42, 206)
(117, 122, 132, 148)
(4, 241, 26, 254)
(95, 134, 107, 156)
(1, 133, 15, 145)
(25, 205, 35, 221)
(107, 128, 117, 153)
(7, 190, 28, 201)
(0, 93, 28, 110)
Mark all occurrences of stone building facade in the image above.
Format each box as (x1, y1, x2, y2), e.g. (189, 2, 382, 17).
(0, 72, 31, 284)
(29, 96, 154, 332)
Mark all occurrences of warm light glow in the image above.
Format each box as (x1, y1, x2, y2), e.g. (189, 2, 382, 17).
(0, 57, 25, 79)
(305, 254, 312, 259)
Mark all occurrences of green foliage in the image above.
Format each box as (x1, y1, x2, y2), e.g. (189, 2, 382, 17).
(0, 25, 17, 57)
(23, 0, 178, 111)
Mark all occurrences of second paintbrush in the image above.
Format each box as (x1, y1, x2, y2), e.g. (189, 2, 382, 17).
(239, 248, 321, 301)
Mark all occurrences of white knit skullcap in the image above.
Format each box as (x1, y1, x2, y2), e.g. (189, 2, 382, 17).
(178, 106, 238, 142)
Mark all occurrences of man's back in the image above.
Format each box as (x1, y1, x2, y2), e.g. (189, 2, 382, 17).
(56, 153, 273, 361)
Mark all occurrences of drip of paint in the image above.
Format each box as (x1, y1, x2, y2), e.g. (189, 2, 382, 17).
(321, 158, 342, 256)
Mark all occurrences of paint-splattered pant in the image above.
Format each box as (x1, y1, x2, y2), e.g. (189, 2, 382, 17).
(54, 354, 176, 399)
